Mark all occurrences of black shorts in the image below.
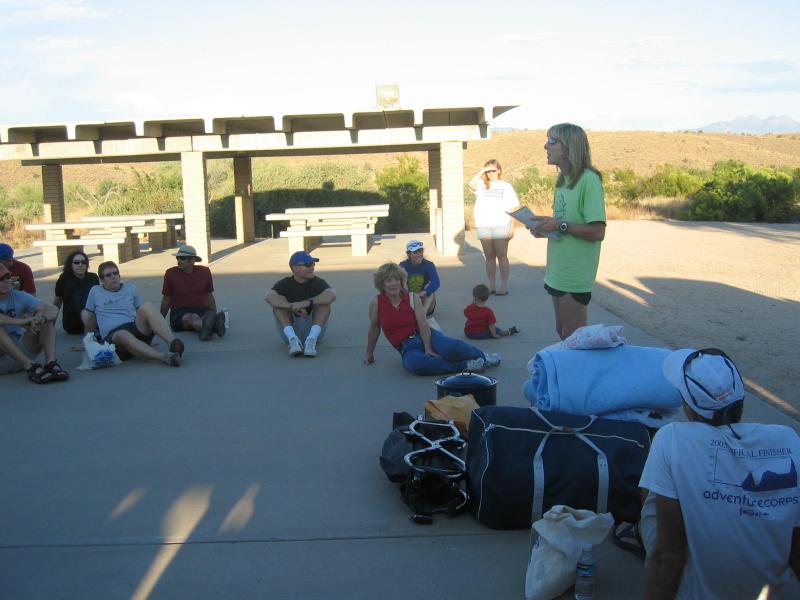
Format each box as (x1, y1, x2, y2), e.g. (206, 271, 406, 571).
(169, 307, 211, 331)
(544, 283, 592, 306)
(104, 322, 155, 346)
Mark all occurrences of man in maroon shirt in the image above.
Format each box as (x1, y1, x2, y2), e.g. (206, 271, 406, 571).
(0, 243, 36, 295)
(160, 245, 225, 341)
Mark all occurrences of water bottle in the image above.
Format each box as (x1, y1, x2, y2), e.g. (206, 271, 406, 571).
(574, 543, 595, 600)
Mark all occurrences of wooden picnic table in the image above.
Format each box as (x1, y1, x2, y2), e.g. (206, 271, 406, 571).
(264, 204, 389, 256)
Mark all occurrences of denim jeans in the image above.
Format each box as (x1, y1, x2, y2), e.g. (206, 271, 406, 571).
(400, 329, 485, 375)
(465, 327, 509, 339)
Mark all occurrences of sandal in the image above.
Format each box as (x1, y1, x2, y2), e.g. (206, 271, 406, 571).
(169, 338, 185, 357)
(164, 351, 181, 367)
(45, 361, 70, 382)
(27, 362, 55, 384)
(612, 521, 646, 560)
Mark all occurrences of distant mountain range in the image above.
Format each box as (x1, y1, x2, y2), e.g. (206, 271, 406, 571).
(693, 115, 800, 134)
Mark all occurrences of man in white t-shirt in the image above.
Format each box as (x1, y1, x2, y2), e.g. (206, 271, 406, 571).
(83, 261, 185, 366)
(640, 348, 800, 599)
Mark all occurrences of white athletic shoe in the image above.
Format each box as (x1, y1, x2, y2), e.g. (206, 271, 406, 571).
(288, 336, 303, 357)
(464, 357, 486, 372)
(303, 336, 318, 357)
(426, 316, 442, 332)
(485, 352, 502, 368)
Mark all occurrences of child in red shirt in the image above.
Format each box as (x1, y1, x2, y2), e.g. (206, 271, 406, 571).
(464, 284, 519, 339)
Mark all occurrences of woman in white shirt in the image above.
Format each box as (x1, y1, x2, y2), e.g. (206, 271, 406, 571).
(468, 159, 519, 295)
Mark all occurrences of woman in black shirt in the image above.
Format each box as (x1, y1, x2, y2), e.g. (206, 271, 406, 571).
(53, 251, 100, 334)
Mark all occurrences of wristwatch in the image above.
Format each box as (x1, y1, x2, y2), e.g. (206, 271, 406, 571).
(559, 221, 569, 234)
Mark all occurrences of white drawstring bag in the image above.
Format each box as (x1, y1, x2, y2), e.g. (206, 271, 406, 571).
(524, 505, 614, 600)
(78, 332, 122, 370)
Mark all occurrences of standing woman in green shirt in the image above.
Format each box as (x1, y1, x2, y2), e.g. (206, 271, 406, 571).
(529, 123, 606, 340)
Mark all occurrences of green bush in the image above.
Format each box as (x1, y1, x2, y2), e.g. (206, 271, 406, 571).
(639, 164, 705, 199)
(210, 157, 429, 237)
(91, 166, 183, 216)
(10, 183, 43, 207)
(376, 156, 429, 232)
(511, 166, 556, 208)
(606, 168, 641, 202)
(681, 161, 799, 222)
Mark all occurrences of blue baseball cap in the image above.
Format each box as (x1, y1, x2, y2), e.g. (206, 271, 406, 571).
(0, 243, 13, 261)
(289, 251, 319, 267)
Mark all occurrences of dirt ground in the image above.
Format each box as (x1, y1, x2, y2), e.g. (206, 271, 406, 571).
(509, 220, 800, 421)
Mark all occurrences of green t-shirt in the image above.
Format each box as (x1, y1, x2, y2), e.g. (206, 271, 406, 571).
(545, 169, 606, 293)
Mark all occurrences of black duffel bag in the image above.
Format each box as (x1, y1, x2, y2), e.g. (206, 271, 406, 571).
(467, 405, 651, 530)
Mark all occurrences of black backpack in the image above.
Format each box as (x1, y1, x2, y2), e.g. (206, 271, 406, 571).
(380, 412, 469, 524)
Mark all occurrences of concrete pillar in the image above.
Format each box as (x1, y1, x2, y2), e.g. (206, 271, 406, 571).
(41, 164, 66, 223)
(427, 149, 441, 236)
(233, 156, 255, 243)
(439, 141, 466, 256)
(180, 152, 211, 262)
(40, 164, 71, 266)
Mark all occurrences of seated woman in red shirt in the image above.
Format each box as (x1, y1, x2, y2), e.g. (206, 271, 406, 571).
(364, 262, 500, 375)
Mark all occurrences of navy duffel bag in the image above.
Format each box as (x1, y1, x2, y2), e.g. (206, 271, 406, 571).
(467, 405, 651, 530)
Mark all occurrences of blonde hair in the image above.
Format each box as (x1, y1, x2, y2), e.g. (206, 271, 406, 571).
(480, 159, 503, 189)
(373, 262, 407, 292)
(547, 123, 602, 189)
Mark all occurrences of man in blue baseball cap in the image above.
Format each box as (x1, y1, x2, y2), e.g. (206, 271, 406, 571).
(0, 243, 36, 295)
(265, 250, 336, 357)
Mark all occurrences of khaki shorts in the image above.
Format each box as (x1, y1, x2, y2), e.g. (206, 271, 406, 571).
(0, 334, 40, 375)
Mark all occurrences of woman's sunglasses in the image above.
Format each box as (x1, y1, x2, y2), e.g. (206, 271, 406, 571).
(72, 260, 87, 265)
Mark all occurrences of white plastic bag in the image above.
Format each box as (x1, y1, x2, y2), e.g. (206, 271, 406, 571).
(78, 332, 122, 370)
(524, 505, 614, 600)
(543, 324, 627, 352)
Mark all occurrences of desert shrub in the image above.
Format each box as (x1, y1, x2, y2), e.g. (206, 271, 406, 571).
(91, 166, 183, 216)
(251, 161, 374, 192)
(9, 183, 43, 207)
(605, 168, 641, 202)
(376, 155, 429, 232)
(211, 156, 429, 237)
(639, 164, 706, 199)
(511, 166, 556, 212)
(210, 161, 383, 237)
(681, 161, 799, 222)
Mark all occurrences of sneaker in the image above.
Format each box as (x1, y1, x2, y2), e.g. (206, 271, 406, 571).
(508, 326, 519, 335)
(164, 351, 181, 367)
(288, 336, 303, 357)
(303, 336, 318, 357)
(464, 357, 485, 372)
(485, 352, 502, 368)
(427, 316, 442, 332)
(214, 311, 226, 338)
(199, 312, 215, 341)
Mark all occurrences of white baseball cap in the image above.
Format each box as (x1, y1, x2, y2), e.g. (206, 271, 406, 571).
(662, 348, 745, 419)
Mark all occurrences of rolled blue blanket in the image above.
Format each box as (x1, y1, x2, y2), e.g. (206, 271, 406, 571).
(523, 345, 682, 427)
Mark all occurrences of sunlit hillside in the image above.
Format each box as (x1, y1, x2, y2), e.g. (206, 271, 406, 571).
(2, 130, 800, 191)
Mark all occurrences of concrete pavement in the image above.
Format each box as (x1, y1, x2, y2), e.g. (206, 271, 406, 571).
(1, 232, 796, 599)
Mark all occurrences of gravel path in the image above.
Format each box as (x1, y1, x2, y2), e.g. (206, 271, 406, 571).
(509, 220, 800, 421)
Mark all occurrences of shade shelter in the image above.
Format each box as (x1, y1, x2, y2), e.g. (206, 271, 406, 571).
(0, 105, 516, 259)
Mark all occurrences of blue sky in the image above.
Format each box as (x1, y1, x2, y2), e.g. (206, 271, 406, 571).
(1, 0, 799, 130)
